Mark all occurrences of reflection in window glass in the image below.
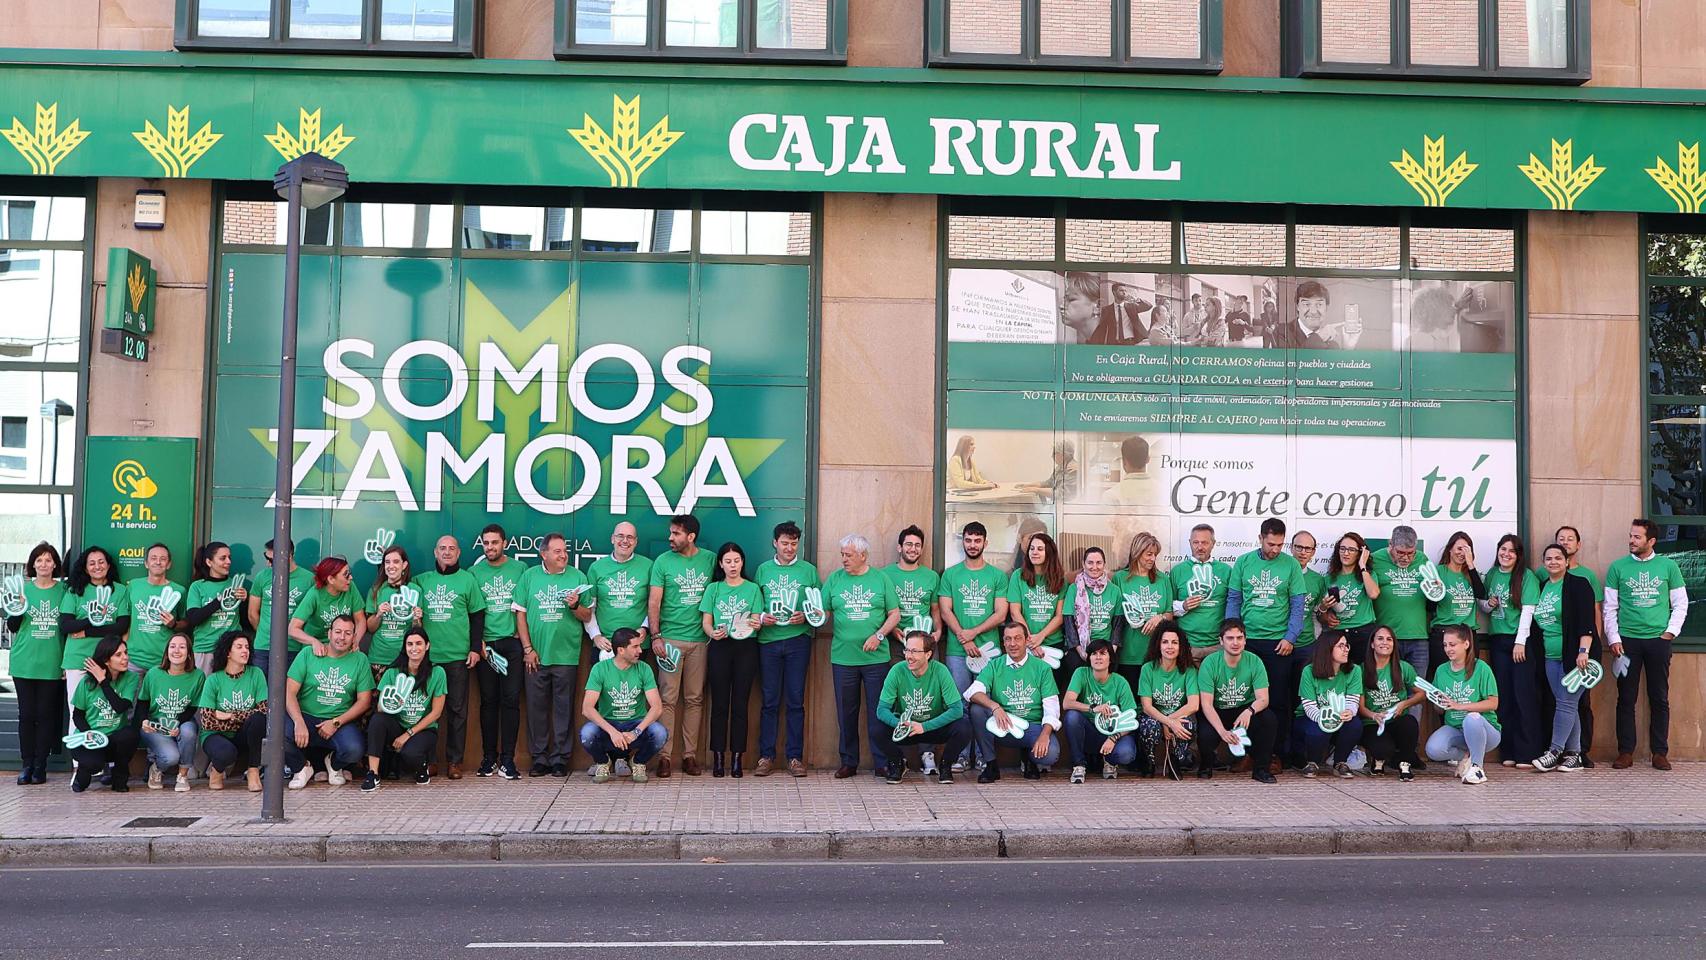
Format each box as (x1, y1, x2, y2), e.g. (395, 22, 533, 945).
(222, 200, 334, 246)
(381, 0, 456, 41)
(0, 493, 74, 582)
(581, 208, 691, 253)
(948, 0, 1022, 55)
(1182, 221, 1285, 267)
(1648, 285, 1706, 399)
(758, 0, 829, 49)
(700, 210, 808, 255)
(342, 203, 453, 248)
(1409, 0, 1480, 66)
(1296, 224, 1399, 270)
(0, 371, 79, 487)
(463, 207, 574, 252)
(576, 0, 650, 44)
(948, 216, 1055, 261)
(1647, 233, 1706, 279)
(0, 252, 83, 364)
(1319, 0, 1389, 63)
(1129, 0, 1201, 60)
(1408, 227, 1515, 272)
(1651, 404, 1706, 518)
(197, 0, 272, 37)
(1499, 0, 1569, 68)
(666, 0, 738, 46)
(289, 0, 364, 39)
(0, 196, 84, 243)
(1039, 0, 1111, 57)
(1653, 523, 1706, 638)
(1064, 219, 1171, 264)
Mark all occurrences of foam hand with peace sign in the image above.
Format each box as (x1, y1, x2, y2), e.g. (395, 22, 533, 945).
(363, 528, 397, 565)
(487, 648, 510, 676)
(1093, 708, 1140, 737)
(378, 674, 417, 715)
(86, 585, 115, 627)
(390, 585, 419, 620)
(219, 574, 247, 612)
(802, 587, 826, 627)
(0, 573, 27, 617)
(155, 585, 183, 625)
(63, 729, 109, 750)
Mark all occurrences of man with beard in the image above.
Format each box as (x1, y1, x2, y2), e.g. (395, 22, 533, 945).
(1224, 518, 1308, 772)
(412, 535, 487, 779)
(647, 514, 716, 777)
(937, 522, 1010, 772)
(470, 524, 529, 780)
(753, 521, 819, 777)
(884, 525, 942, 775)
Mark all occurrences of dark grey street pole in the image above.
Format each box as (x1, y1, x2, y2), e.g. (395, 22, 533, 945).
(260, 152, 347, 823)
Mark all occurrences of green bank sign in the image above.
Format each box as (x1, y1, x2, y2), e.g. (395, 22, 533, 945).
(8, 53, 1706, 212)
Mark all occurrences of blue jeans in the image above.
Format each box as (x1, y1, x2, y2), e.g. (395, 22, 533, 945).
(579, 719, 668, 764)
(969, 703, 1061, 768)
(284, 713, 366, 772)
(947, 656, 981, 765)
(1544, 658, 1584, 753)
(1426, 712, 1502, 767)
(1398, 640, 1431, 720)
(1293, 713, 1366, 765)
(1062, 710, 1137, 767)
(833, 662, 888, 770)
(253, 645, 297, 683)
(141, 720, 199, 776)
(758, 634, 811, 761)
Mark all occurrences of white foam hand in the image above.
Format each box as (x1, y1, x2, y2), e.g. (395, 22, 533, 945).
(378, 675, 417, 715)
(986, 713, 1030, 738)
(363, 528, 396, 565)
(967, 641, 999, 675)
(1094, 708, 1139, 736)
(1035, 646, 1063, 669)
(87, 585, 114, 626)
(0, 573, 27, 616)
(1226, 725, 1253, 757)
(802, 588, 826, 627)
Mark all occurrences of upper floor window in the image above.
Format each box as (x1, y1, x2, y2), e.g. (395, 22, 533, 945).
(928, 0, 1222, 71)
(1284, 0, 1587, 81)
(176, 0, 479, 54)
(558, 0, 847, 62)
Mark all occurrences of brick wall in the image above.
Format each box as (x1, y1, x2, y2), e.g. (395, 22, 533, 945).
(222, 200, 282, 245)
(1409, 0, 1479, 66)
(1039, 0, 1111, 56)
(949, 0, 1022, 54)
(1130, 0, 1201, 59)
(1064, 218, 1173, 262)
(1182, 221, 1287, 265)
(767, 0, 828, 49)
(1320, 0, 1389, 63)
(950, 0, 1202, 59)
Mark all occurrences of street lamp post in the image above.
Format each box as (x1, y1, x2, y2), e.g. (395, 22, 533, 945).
(260, 152, 347, 823)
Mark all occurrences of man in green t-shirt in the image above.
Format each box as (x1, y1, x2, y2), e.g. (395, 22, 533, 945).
(752, 520, 819, 777)
(283, 613, 374, 787)
(885, 524, 941, 650)
(1194, 618, 1278, 784)
(248, 538, 314, 680)
(875, 631, 969, 784)
(1292, 530, 1326, 647)
(937, 522, 1010, 771)
(824, 533, 901, 779)
(470, 522, 529, 780)
(1555, 524, 1604, 766)
(412, 535, 488, 780)
(1169, 524, 1232, 650)
(965, 621, 1061, 783)
(646, 513, 716, 778)
(515, 532, 592, 777)
(1225, 517, 1308, 770)
(1606, 518, 1690, 769)
(587, 522, 654, 649)
(127, 543, 184, 677)
(578, 627, 666, 783)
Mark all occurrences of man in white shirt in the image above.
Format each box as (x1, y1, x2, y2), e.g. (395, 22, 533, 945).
(964, 621, 1061, 783)
(1604, 518, 1690, 770)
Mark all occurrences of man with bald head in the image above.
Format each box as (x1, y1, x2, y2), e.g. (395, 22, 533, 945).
(470, 523, 529, 780)
(413, 533, 488, 779)
(588, 522, 654, 651)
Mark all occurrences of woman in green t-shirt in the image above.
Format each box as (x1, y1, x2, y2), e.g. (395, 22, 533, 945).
(8, 542, 66, 785)
(1295, 631, 1363, 778)
(1008, 532, 1065, 650)
(700, 543, 762, 779)
(184, 541, 250, 670)
(1532, 543, 1599, 774)
(365, 545, 421, 673)
(288, 556, 367, 657)
(1135, 623, 1198, 779)
(1323, 533, 1380, 663)
(138, 632, 205, 792)
(1426, 532, 1485, 675)
(198, 630, 270, 793)
(1060, 638, 1138, 782)
(1062, 546, 1124, 694)
(1115, 532, 1174, 681)
(68, 636, 142, 793)
(1358, 626, 1423, 779)
(363, 628, 447, 791)
(1423, 625, 1502, 785)
(60, 545, 131, 704)
(1482, 534, 1544, 768)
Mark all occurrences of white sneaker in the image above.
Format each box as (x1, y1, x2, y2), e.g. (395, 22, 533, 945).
(1455, 756, 1472, 780)
(288, 766, 313, 790)
(324, 756, 346, 787)
(1069, 765, 1087, 784)
(147, 765, 163, 790)
(1462, 764, 1487, 785)
(920, 751, 938, 776)
(1102, 764, 1118, 780)
(950, 759, 968, 774)
(592, 763, 612, 784)
(174, 773, 191, 793)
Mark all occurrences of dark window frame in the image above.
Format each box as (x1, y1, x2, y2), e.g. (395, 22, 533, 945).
(175, 0, 481, 55)
(556, 0, 848, 63)
(927, 0, 1223, 72)
(1282, 0, 1588, 83)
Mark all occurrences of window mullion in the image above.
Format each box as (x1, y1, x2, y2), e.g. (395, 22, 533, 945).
(1392, 0, 1408, 69)
(1023, 0, 1039, 63)
(741, 0, 756, 55)
(650, 0, 667, 52)
(1480, 0, 1495, 71)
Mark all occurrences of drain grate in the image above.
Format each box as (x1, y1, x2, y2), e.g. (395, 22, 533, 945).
(122, 817, 200, 829)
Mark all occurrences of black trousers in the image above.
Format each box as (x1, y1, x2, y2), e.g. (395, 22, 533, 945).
(707, 639, 759, 753)
(1359, 712, 1420, 765)
(478, 636, 525, 762)
(878, 715, 973, 767)
(367, 712, 439, 776)
(14, 677, 63, 767)
(71, 726, 141, 788)
(1195, 704, 1276, 772)
(202, 713, 269, 773)
(1055, 647, 1086, 704)
(1425, 626, 1464, 683)
(1343, 623, 1378, 667)
(1616, 634, 1673, 755)
(438, 660, 471, 766)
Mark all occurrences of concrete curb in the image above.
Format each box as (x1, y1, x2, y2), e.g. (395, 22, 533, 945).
(0, 823, 1701, 867)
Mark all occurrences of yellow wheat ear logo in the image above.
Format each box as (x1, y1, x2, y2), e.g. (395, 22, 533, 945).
(1647, 142, 1706, 213)
(1519, 138, 1604, 211)
(3, 102, 90, 176)
(1390, 135, 1477, 207)
(126, 263, 147, 313)
(134, 105, 222, 178)
(569, 95, 682, 188)
(265, 107, 355, 162)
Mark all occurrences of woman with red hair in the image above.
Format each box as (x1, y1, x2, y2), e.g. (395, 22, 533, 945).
(287, 556, 367, 660)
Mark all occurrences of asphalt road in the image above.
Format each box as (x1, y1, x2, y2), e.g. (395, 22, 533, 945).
(2, 853, 1701, 959)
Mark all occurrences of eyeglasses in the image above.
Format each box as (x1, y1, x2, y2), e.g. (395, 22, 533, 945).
(1337, 545, 1359, 553)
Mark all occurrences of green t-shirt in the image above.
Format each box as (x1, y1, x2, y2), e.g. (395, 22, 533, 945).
(1296, 665, 1362, 718)
(1361, 658, 1418, 715)
(1298, 569, 1327, 646)
(1065, 666, 1137, 713)
(698, 579, 764, 634)
(1483, 566, 1542, 636)
(586, 554, 653, 637)
(9, 579, 67, 680)
(1228, 549, 1306, 641)
(1607, 554, 1686, 639)
(1007, 570, 1063, 644)
(290, 586, 361, 648)
(198, 666, 269, 742)
(879, 660, 961, 727)
(470, 558, 530, 642)
(1534, 577, 1566, 660)
(126, 578, 185, 669)
(1061, 580, 1123, 645)
(1429, 567, 1478, 628)
(1195, 649, 1269, 711)
(754, 558, 822, 642)
(71, 670, 140, 735)
(937, 562, 1009, 656)
(287, 648, 375, 717)
(1168, 559, 1231, 648)
(253, 565, 315, 652)
(140, 667, 205, 727)
(824, 567, 899, 667)
(185, 577, 244, 655)
(1325, 571, 1376, 630)
(1136, 662, 1197, 715)
(515, 564, 589, 667)
(1113, 571, 1173, 665)
(364, 582, 416, 668)
(649, 549, 716, 642)
(1432, 658, 1500, 729)
(377, 665, 448, 729)
(881, 564, 937, 637)
(1569, 566, 1604, 602)
(59, 582, 131, 671)
(586, 657, 657, 724)
(975, 652, 1059, 723)
(1369, 549, 1428, 640)
(414, 569, 488, 664)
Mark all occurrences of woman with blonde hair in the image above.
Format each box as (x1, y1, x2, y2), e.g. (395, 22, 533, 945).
(947, 435, 995, 492)
(1115, 532, 1174, 691)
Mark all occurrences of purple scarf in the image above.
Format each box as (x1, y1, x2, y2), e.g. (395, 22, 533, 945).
(1073, 569, 1109, 654)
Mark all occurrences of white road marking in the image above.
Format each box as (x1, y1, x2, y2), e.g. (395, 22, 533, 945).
(468, 940, 946, 949)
